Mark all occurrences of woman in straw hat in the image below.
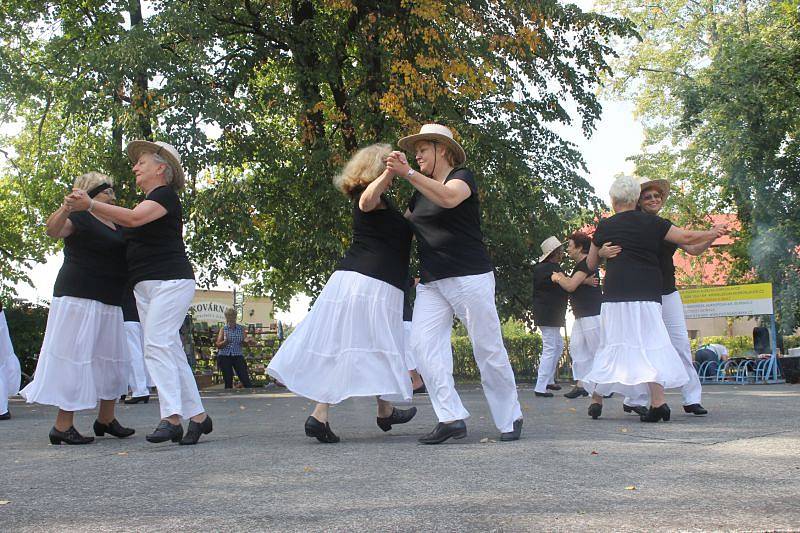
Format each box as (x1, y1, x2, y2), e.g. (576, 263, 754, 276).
(600, 177, 724, 416)
(0, 301, 22, 420)
(66, 141, 212, 445)
(550, 231, 603, 400)
(583, 175, 725, 422)
(386, 124, 522, 444)
(267, 143, 417, 443)
(531, 236, 570, 398)
(21, 172, 134, 444)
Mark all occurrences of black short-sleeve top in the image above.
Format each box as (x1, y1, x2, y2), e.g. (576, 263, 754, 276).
(659, 217, 679, 295)
(125, 186, 194, 286)
(406, 167, 493, 283)
(592, 210, 673, 303)
(336, 193, 413, 291)
(53, 212, 128, 306)
(570, 258, 602, 318)
(532, 261, 568, 327)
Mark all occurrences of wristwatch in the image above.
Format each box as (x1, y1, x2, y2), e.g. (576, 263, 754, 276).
(406, 168, 415, 178)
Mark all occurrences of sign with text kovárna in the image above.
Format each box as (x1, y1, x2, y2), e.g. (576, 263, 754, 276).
(679, 283, 773, 319)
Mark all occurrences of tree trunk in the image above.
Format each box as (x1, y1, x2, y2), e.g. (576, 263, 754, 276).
(130, 0, 153, 140)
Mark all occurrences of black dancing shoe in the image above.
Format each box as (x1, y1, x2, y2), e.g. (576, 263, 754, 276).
(413, 383, 427, 395)
(500, 418, 523, 442)
(376, 406, 417, 432)
(180, 415, 213, 445)
(146, 420, 184, 443)
(564, 386, 589, 399)
(546, 383, 562, 391)
(640, 404, 671, 423)
(418, 420, 467, 445)
(0, 411, 10, 420)
(49, 426, 94, 445)
(124, 395, 149, 404)
(93, 419, 135, 438)
(588, 403, 603, 420)
(534, 391, 554, 398)
(623, 404, 649, 416)
(683, 404, 708, 415)
(304, 416, 340, 443)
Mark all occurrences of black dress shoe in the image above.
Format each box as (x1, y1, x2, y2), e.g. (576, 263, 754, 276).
(683, 404, 708, 415)
(418, 420, 467, 445)
(49, 426, 94, 445)
(500, 418, 523, 441)
(93, 419, 135, 438)
(124, 395, 149, 404)
(413, 383, 427, 394)
(623, 404, 649, 416)
(146, 420, 184, 443)
(304, 416, 340, 443)
(180, 415, 213, 445)
(377, 406, 417, 432)
(546, 383, 562, 391)
(0, 411, 10, 420)
(534, 391, 554, 397)
(588, 403, 603, 419)
(603, 392, 614, 398)
(640, 403, 671, 423)
(564, 386, 589, 399)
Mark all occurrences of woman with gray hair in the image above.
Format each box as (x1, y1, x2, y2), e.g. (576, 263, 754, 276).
(583, 175, 725, 422)
(21, 172, 134, 443)
(66, 141, 211, 445)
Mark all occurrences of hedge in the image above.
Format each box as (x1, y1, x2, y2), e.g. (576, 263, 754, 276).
(692, 334, 800, 357)
(3, 300, 49, 380)
(452, 333, 543, 381)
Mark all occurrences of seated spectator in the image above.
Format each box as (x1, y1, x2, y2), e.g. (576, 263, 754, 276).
(695, 343, 729, 364)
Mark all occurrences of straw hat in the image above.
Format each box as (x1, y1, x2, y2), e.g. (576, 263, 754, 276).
(637, 176, 670, 203)
(538, 236, 563, 263)
(126, 140, 186, 190)
(398, 124, 466, 166)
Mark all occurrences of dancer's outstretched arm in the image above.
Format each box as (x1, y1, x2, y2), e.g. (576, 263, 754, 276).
(66, 189, 166, 227)
(359, 169, 395, 212)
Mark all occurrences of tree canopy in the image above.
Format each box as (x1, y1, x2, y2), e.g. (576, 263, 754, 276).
(0, 0, 636, 321)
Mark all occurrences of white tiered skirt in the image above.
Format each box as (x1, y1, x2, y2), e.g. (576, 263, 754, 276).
(584, 301, 688, 397)
(0, 310, 21, 414)
(267, 270, 412, 404)
(20, 296, 129, 411)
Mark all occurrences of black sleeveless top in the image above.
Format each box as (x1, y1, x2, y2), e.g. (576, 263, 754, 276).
(336, 193, 413, 291)
(53, 211, 128, 306)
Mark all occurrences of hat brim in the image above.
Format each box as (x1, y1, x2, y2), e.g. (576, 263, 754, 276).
(397, 133, 466, 166)
(639, 178, 670, 202)
(538, 241, 565, 263)
(126, 140, 186, 190)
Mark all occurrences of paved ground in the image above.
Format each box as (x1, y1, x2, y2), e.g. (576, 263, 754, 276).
(1, 383, 799, 532)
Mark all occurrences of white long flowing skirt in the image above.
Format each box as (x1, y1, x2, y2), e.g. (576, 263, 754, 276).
(570, 315, 601, 382)
(267, 270, 412, 404)
(20, 296, 129, 411)
(403, 321, 416, 371)
(584, 301, 688, 397)
(0, 310, 22, 414)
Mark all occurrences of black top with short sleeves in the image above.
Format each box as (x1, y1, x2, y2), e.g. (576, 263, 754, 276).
(53, 211, 128, 306)
(658, 217, 679, 295)
(570, 258, 602, 318)
(532, 261, 568, 327)
(407, 167, 493, 283)
(336, 193, 413, 291)
(125, 186, 194, 286)
(592, 210, 673, 303)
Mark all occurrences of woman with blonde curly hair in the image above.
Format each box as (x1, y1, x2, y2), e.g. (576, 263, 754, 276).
(267, 143, 417, 443)
(21, 172, 134, 444)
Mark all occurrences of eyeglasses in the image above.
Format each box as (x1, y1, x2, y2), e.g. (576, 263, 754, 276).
(99, 188, 115, 197)
(641, 192, 661, 201)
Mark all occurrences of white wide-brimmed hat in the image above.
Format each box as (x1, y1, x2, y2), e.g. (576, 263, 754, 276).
(398, 124, 466, 166)
(538, 236, 563, 263)
(126, 140, 186, 190)
(637, 176, 670, 203)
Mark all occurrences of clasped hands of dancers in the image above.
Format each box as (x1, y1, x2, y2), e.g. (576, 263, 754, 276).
(9, 122, 725, 447)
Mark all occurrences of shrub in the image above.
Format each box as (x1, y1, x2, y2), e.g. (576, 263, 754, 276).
(690, 336, 753, 357)
(3, 300, 49, 380)
(452, 333, 542, 381)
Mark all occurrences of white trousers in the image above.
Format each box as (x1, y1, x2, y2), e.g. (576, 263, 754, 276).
(570, 315, 602, 383)
(125, 321, 152, 397)
(134, 279, 203, 419)
(624, 291, 702, 407)
(410, 272, 521, 433)
(0, 311, 21, 415)
(535, 326, 564, 393)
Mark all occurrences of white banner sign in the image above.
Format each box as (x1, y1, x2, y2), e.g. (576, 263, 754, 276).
(680, 283, 774, 319)
(189, 301, 227, 324)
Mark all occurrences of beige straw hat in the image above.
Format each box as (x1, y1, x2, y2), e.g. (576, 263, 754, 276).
(538, 236, 564, 263)
(126, 140, 186, 190)
(637, 176, 670, 203)
(398, 124, 466, 166)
